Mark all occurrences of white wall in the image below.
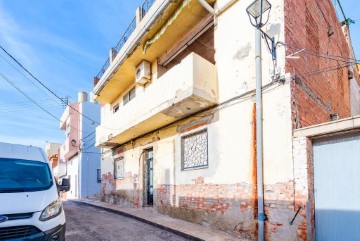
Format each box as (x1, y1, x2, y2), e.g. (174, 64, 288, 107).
(67, 155, 79, 199)
(79, 101, 101, 198)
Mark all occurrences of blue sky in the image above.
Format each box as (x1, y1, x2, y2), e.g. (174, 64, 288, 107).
(0, 0, 143, 148)
(0, 0, 359, 149)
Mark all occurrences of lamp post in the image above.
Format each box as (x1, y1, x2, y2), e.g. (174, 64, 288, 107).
(246, 1, 272, 241)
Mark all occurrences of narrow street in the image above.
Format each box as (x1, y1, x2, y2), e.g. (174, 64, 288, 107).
(63, 201, 188, 241)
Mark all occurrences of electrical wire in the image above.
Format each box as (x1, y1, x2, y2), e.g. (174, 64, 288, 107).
(81, 130, 96, 140)
(82, 142, 96, 151)
(0, 53, 63, 107)
(302, 62, 354, 78)
(0, 72, 91, 135)
(278, 41, 359, 64)
(0, 45, 119, 130)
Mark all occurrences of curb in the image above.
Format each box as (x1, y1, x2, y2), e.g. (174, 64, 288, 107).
(72, 200, 204, 241)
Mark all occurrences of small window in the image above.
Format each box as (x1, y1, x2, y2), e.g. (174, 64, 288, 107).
(129, 87, 136, 101)
(123, 87, 136, 105)
(114, 157, 125, 179)
(66, 122, 70, 137)
(113, 104, 119, 113)
(181, 129, 208, 170)
(96, 169, 101, 183)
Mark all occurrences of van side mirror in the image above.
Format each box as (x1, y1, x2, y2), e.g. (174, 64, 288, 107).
(59, 178, 70, 192)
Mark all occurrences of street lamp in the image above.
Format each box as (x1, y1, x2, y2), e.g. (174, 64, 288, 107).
(246, 1, 272, 241)
(246, 0, 271, 28)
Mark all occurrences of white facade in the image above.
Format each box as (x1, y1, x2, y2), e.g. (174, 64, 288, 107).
(59, 93, 101, 199)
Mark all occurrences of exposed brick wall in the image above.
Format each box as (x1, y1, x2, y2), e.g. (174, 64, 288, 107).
(293, 137, 315, 241)
(155, 183, 257, 240)
(285, 0, 351, 128)
(100, 166, 306, 240)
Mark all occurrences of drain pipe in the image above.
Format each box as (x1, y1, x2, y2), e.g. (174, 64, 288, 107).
(255, 26, 266, 241)
(197, 0, 237, 15)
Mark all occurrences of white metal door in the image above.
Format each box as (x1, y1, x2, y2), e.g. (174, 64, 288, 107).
(313, 134, 360, 241)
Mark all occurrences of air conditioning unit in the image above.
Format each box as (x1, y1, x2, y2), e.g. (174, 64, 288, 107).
(135, 60, 151, 85)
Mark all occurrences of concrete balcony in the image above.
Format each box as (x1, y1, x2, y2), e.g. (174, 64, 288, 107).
(96, 53, 218, 147)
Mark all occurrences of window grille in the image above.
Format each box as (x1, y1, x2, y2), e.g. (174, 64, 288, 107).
(181, 129, 208, 170)
(114, 157, 125, 179)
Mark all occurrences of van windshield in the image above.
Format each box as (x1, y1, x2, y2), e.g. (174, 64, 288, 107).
(0, 158, 53, 193)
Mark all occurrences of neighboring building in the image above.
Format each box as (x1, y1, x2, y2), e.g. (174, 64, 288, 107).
(59, 91, 101, 199)
(92, 0, 358, 240)
(342, 24, 360, 116)
(45, 142, 62, 177)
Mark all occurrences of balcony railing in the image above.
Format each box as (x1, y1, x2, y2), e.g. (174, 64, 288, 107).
(141, 0, 156, 19)
(114, 17, 136, 54)
(95, 58, 110, 80)
(94, 0, 156, 81)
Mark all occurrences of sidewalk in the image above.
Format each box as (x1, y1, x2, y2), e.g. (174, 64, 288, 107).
(73, 198, 251, 241)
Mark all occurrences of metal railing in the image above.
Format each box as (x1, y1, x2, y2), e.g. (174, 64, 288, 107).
(141, 0, 156, 19)
(94, 0, 156, 81)
(114, 17, 136, 54)
(96, 57, 110, 80)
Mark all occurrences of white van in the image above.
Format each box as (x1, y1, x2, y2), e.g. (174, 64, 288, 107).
(0, 142, 70, 241)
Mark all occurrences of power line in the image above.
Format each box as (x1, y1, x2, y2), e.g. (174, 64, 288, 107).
(277, 41, 358, 78)
(82, 142, 96, 151)
(302, 62, 353, 78)
(0, 73, 62, 122)
(0, 72, 90, 135)
(81, 130, 96, 140)
(278, 42, 359, 64)
(0, 53, 63, 107)
(0, 45, 110, 128)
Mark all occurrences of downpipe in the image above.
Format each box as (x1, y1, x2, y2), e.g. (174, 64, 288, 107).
(255, 28, 266, 241)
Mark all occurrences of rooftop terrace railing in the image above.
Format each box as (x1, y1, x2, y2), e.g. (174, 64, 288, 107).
(141, 0, 156, 19)
(95, 0, 156, 81)
(114, 17, 136, 54)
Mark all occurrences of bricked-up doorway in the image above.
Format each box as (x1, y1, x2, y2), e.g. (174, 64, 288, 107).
(143, 148, 153, 206)
(313, 133, 360, 240)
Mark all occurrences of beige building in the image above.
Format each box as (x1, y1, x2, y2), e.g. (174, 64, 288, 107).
(93, 0, 359, 240)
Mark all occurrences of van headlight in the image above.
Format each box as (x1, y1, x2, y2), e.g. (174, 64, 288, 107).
(39, 199, 62, 221)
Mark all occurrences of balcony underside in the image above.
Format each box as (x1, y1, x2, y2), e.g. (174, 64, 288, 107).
(96, 51, 218, 148)
(95, 0, 215, 104)
(98, 93, 216, 147)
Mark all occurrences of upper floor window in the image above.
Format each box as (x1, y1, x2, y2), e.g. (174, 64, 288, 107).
(181, 129, 208, 170)
(123, 87, 136, 105)
(114, 157, 125, 179)
(66, 122, 70, 137)
(113, 104, 119, 113)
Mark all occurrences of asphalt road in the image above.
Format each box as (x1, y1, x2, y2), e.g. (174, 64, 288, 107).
(63, 201, 188, 241)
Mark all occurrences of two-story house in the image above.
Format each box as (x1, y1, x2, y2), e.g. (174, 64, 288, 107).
(93, 0, 359, 240)
(59, 91, 101, 199)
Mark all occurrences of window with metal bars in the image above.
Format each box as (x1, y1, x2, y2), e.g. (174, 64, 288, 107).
(114, 157, 125, 179)
(181, 129, 208, 170)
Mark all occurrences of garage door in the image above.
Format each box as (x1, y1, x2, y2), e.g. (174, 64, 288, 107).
(313, 133, 360, 241)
